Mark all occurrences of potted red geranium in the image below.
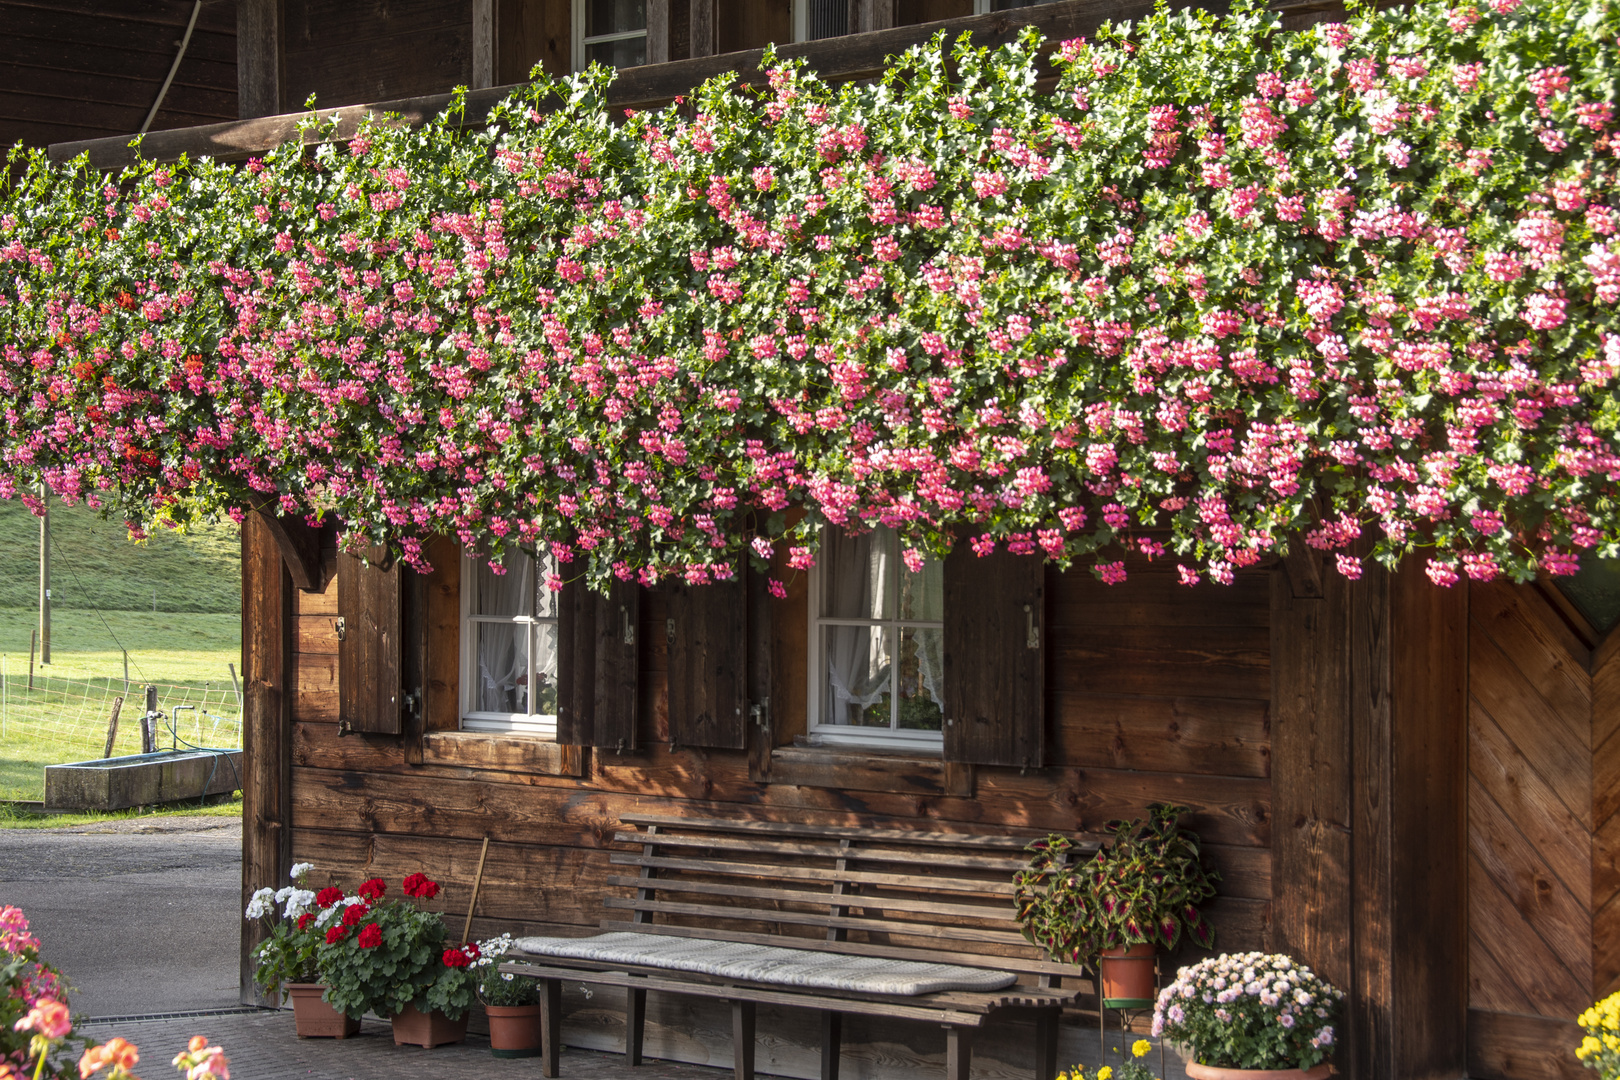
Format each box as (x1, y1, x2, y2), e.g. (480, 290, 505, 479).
(314, 872, 479, 1048)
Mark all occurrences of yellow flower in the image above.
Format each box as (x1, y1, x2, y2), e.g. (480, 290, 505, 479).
(1580, 1035, 1602, 1059)
(1099, 1068, 1113, 1080)
(1133, 1040, 1152, 1058)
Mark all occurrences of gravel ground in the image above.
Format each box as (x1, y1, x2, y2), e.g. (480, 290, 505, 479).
(0, 816, 243, 1017)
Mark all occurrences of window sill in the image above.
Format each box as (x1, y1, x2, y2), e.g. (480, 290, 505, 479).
(767, 743, 970, 797)
(423, 730, 584, 777)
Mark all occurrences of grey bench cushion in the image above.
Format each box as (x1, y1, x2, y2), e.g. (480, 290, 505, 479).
(512, 931, 1018, 996)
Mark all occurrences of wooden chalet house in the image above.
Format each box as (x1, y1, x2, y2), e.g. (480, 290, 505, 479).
(19, 2, 1620, 1079)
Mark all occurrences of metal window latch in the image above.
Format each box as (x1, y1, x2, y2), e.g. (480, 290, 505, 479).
(335, 616, 346, 641)
(750, 698, 771, 731)
(402, 687, 422, 721)
(1024, 604, 1039, 649)
(622, 605, 635, 646)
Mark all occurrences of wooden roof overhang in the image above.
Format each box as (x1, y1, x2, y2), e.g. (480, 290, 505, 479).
(43, 0, 1329, 172)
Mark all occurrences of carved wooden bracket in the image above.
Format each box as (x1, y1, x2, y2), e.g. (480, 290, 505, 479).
(251, 510, 326, 592)
(1282, 541, 1324, 600)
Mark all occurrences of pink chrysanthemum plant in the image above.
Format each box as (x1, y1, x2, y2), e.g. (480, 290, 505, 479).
(1153, 952, 1344, 1071)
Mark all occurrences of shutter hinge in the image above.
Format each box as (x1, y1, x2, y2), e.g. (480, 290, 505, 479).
(622, 605, 635, 645)
(403, 687, 422, 722)
(335, 616, 346, 642)
(750, 697, 771, 732)
(1024, 604, 1038, 649)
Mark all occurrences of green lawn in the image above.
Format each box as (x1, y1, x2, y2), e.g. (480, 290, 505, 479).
(0, 607, 242, 800)
(0, 500, 239, 614)
(0, 792, 242, 828)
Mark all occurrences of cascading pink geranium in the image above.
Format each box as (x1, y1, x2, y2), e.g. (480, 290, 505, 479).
(1, 0, 1618, 592)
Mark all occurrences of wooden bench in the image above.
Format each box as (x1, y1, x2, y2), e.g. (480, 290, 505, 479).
(501, 813, 1099, 1080)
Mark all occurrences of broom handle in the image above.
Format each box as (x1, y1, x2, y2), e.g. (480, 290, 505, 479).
(462, 836, 491, 945)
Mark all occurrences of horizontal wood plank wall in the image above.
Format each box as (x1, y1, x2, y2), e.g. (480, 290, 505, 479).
(1467, 580, 1599, 1080)
(280, 0, 473, 113)
(0, 0, 237, 149)
(284, 552, 1270, 1078)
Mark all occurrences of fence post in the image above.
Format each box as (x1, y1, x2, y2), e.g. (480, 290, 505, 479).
(142, 685, 158, 754)
(2, 654, 6, 740)
(28, 629, 35, 692)
(123, 650, 129, 701)
(228, 663, 243, 710)
(103, 696, 123, 759)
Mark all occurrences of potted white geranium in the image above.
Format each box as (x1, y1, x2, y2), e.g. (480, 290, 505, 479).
(1153, 952, 1343, 1079)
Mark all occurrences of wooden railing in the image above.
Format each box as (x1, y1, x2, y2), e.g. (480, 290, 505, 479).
(47, 0, 1222, 171)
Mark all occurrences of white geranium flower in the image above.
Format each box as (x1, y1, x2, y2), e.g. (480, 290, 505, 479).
(244, 887, 275, 920)
(282, 889, 317, 919)
(290, 862, 315, 879)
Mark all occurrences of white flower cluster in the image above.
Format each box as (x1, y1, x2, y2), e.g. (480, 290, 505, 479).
(289, 862, 315, 880)
(276, 887, 317, 920)
(473, 934, 517, 980)
(244, 887, 276, 920)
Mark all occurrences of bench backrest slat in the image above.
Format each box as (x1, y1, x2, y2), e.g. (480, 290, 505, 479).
(609, 853, 1021, 896)
(608, 816, 1099, 981)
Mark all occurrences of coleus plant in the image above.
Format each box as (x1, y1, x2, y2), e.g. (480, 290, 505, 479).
(1, 0, 1618, 593)
(1015, 803, 1219, 966)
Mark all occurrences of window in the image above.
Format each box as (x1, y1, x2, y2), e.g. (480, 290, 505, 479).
(573, 0, 648, 71)
(793, 0, 848, 42)
(808, 526, 945, 748)
(973, 0, 1063, 12)
(460, 548, 559, 736)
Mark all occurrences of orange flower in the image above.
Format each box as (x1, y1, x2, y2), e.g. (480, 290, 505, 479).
(14, 998, 71, 1039)
(79, 1036, 139, 1078)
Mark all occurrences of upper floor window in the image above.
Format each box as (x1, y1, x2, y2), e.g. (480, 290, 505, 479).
(461, 548, 559, 736)
(808, 526, 945, 748)
(574, 0, 648, 70)
(793, 0, 848, 42)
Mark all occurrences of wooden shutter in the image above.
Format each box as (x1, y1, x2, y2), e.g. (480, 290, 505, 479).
(942, 544, 1045, 767)
(556, 579, 594, 745)
(666, 575, 748, 749)
(337, 549, 403, 735)
(594, 578, 641, 751)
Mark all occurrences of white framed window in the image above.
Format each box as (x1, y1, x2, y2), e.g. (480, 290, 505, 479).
(461, 548, 559, 737)
(573, 0, 648, 71)
(807, 525, 945, 749)
(793, 0, 848, 42)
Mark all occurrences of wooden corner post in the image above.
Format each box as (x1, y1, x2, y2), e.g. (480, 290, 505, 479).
(240, 512, 294, 1005)
(1350, 562, 1468, 1080)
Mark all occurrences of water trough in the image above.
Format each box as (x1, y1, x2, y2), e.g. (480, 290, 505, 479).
(43, 749, 243, 811)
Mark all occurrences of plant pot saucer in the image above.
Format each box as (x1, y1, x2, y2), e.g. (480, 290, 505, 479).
(1102, 997, 1156, 1009)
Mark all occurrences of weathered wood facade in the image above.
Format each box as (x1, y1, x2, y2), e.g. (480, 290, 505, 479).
(236, 507, 1620, 1080)
(28, 2, 1618, 1077)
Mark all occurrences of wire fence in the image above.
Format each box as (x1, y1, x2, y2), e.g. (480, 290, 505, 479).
(0, 664, 243, 766)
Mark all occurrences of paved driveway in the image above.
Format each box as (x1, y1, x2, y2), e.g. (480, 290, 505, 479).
(0, 816, 243, 1018)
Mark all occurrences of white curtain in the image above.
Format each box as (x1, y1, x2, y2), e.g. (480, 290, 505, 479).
(824, 529, 891, 726)
(475, 553, 534, 714)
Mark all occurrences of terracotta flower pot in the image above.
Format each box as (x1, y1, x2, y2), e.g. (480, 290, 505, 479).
(286, 983, 360, 1039)
(485, 1003, 544, 1058)
(1098, 943, 1157, 1006)
(391, 1002, 469, 1048)
(1185, 1063, 1332, 1080)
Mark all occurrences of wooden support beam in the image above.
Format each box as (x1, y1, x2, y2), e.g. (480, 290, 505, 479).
(853, 0, 896, 33)
(647, 0, 671, 65)
(251, 510, 324, 592)
(240, 512, 293, 1005)
(472, 0, 495, 89)
(236, 0, 281, 118)
(690, 0, 717, 58)
(1350, 564, 1468, 1080)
